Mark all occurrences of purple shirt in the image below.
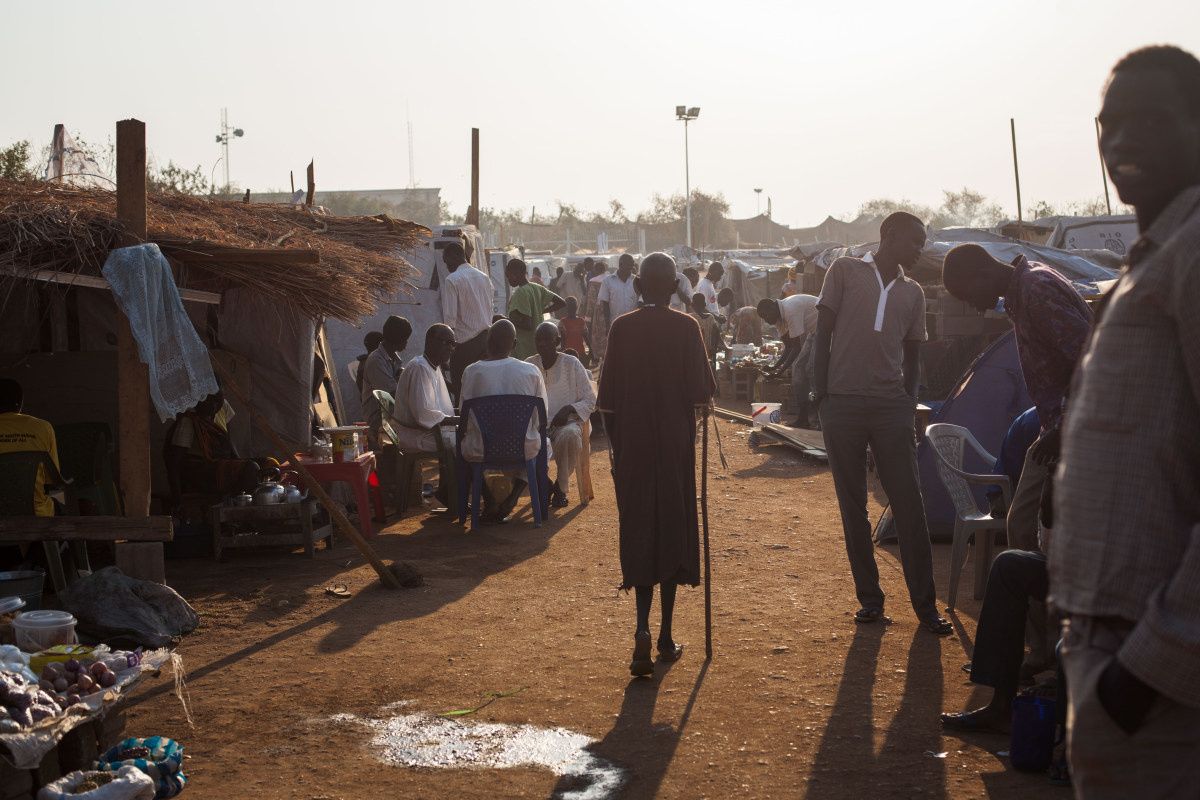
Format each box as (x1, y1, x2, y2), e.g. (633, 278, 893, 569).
(1004, 255, 1092, 431)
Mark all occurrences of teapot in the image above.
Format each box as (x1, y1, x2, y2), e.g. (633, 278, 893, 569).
(252, 467, 287, 506)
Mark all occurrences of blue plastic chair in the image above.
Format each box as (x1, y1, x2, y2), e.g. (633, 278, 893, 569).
(455, 395, 549, 530)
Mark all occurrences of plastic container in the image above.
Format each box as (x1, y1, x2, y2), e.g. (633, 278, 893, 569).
(1010, 694, 1056, 772)
(0, 570, 45, 612)
(324, 426, 365, 463)
(13, 609, 78, 653)
(749, 402, 782, 429)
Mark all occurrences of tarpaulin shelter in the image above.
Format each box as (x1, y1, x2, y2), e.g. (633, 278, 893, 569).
(916, 332, 1032, 541)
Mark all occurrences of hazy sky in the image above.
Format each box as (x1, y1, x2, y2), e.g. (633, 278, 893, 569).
(4, 0, 1198, 226)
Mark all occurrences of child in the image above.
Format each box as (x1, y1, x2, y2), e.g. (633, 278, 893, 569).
(558, 296, 592, 366)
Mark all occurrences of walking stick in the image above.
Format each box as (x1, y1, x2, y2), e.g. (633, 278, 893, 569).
(702, 405, 713, 661)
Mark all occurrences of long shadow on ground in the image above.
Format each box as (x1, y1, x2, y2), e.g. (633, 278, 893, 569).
(550, 658, 708, 800)
(806, 626, 948, 799)
(129, 502, 580, 710)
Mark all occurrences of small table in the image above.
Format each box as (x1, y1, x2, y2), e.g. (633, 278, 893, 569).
(291, 452, 385, 538)
(210, 499, 332, 561)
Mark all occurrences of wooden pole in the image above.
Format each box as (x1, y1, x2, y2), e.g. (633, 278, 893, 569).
(1095, 117, 1113, 215)
(702, 407, 713, 661)
(209, 358, 403, 589)
(305, 160, 315, 207)
(115, 119, 151, 518)
(1010, 118, 1024, 238)
(467, 128, 480, 227)
(290, 170, 295, 195)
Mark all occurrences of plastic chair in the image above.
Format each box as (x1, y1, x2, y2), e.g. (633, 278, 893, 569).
(54, 422, 121, 515)
(456, 395, 549, 531)
(0, 451, 81, 593)
(925, 423, 1013, 609)
(373, 389, 457, 516)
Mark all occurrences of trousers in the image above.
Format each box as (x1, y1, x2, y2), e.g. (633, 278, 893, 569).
(1063, 616, 1200, 799)
(969, 550, 1048, 693)
(819, 394, 937, 618)
(549, 421, 582, 491)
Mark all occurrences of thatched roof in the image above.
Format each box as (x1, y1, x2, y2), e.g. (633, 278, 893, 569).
(0, 179, 431, 322)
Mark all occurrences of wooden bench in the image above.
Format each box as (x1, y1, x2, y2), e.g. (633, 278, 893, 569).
(0, 516, 174, 589)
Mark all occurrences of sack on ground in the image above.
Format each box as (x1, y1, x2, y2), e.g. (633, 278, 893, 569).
(60, 568, 199, 649)
(37, 765, 156, 800)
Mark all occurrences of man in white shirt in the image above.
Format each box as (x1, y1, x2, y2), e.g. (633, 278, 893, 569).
(440, 242, 495, 400)
(669, 269, 695, 312)
(597, 254, 640, 336)
(392, 323, 459, 504)
(528, 321, 597, 508)
(460, 320, 551, 521)
(694, 261, 724, 313)
(758, 294, 819, 428)
(361, 315, 411, 448)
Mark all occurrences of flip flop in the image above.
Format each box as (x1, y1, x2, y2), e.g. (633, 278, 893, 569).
(325, 583, 351, 598)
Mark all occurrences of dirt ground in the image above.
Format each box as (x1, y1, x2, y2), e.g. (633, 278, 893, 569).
(126, 417, 1064, 799)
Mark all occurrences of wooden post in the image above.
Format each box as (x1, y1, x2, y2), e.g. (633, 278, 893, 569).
(306, 160, 315, 207)
(115, 119, 150, 519)
(1010, 118, 1024, 238)
(467, 128, 480, 227)
(1095, 117, 1113, 216)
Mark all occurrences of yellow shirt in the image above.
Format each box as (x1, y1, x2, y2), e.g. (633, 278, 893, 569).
(0, 412, 61, 517)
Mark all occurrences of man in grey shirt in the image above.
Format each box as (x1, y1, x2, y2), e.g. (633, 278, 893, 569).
(360, 315, 411, 448)
(812, 212, 951, 635)
(1052, 46, 1200, 797)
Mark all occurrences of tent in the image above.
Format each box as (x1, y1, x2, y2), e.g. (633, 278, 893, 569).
(915, 331, 1032, 541)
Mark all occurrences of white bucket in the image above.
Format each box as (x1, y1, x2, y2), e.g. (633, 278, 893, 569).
(749, 402, 781, 429)
(13, 609, 77, 653)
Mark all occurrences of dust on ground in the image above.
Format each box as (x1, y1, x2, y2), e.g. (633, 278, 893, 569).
(126, 418, 1057, 799)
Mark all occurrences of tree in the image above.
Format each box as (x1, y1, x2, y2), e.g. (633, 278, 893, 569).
(0, 140, 33, 180)
(635, 189, 733, 248)
(148, 161, 210, 195)
(940, 187, 1005, 228)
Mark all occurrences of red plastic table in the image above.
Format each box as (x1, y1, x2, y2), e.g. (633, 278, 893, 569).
(291, 452, 385, 538)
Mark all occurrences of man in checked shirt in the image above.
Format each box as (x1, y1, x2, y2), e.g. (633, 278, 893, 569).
(1051, 45, 1200, 797)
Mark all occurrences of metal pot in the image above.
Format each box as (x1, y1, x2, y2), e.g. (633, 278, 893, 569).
(231, 493, 253, 507)
(283, 485, 306, 503)
(248, 470, 285, 506)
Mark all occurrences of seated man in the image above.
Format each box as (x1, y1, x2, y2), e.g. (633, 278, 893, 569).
(164, 390, 258, 514)
(361, 315, 412, 449)
(0, 378, 61, 517)
(527, 321, 596, 508)
(941, 546, 1049, 733)
(391, 324, 459, 504)
(461, 320, 550, 520)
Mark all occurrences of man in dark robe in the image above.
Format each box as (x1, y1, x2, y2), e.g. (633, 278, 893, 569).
(598, 252, 716, 677)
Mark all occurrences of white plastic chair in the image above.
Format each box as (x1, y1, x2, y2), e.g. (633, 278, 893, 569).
(925, 423, 1013, 609)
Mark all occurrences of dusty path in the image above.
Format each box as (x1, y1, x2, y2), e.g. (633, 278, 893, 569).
(128, 419, 1061, 799)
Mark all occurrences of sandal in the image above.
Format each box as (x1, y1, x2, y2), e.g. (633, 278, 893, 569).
(854, 607, 886, 624)
(921, 615, 954, 635)
(324, 583, 351, 598)
(657, 640, 684, 662)
(630, 632, 654, 677)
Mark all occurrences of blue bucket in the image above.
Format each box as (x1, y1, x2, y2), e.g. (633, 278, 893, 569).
(1010, 694, 1056, 772)
(0, 571, 45, 612)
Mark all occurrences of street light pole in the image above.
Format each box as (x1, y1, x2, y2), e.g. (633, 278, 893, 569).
(215, 107, 245, 196)
(676, 106, 700, 250)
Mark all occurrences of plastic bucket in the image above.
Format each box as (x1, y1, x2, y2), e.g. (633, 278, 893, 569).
(750, 402, 782, 429)
(1010, 694, 1056, 772)
(13, 609, 77, 653)
(0, 570, 45, 612)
